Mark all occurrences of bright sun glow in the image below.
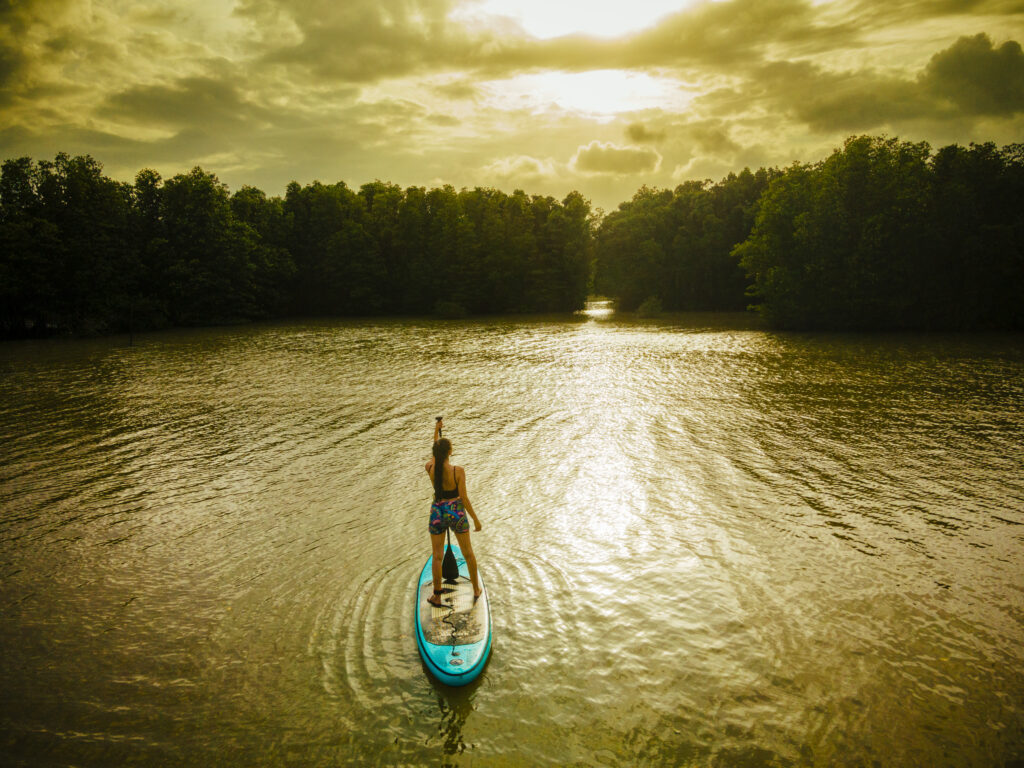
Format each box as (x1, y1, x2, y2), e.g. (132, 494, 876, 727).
(458, 0, 690, 39)
(485, 70, 693, 115)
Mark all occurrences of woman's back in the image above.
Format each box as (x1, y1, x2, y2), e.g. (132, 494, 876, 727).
(428, 460, 459, 499)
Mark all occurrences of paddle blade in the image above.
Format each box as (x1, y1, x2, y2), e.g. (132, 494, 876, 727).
(442, 532, 459, 583)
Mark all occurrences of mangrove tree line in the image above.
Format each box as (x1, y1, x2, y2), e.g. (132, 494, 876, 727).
(0, 154, 593, 336)
(3, 135, 1023, 337)
(595, 135, 1024, 330)
(594, 167, 779, 312)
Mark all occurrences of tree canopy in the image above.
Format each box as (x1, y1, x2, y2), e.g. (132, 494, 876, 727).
(3, 136, 1022, 337)
(593, 136, 1023, 331)
(736, 136, 1024, 330)
(0, 156, 592, 336)
(593, 168, 778, 312)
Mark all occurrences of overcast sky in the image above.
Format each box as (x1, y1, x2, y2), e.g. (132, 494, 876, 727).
(2, 0, 1023, 210)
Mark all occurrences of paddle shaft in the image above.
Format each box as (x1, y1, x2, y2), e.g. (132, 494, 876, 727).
(436, 417, 460, 583)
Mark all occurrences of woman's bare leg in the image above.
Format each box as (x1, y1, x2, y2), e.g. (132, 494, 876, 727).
(454, 530, 482, 597)
(429, 532, 446, 602)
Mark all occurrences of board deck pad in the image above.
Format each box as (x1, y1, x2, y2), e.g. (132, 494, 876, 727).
(418, 580, 487, 646)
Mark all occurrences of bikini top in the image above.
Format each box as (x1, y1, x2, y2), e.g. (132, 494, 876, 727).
(435, 466, 459, 501)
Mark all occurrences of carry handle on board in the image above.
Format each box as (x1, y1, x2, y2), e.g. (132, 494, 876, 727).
(438, 417, 460, 583)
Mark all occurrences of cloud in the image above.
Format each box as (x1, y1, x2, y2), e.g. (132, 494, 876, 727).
(697, 34, 1024, 134)
(242, 0, 487, 82)
(571, 141, 662, 175)
(672, 140, 778, 184)
(751, 60, 936, 132)
(0, 0, 77, 31)
(466, 0, 851, 77)
(922, 33, 1024, 115)
(2, 0, 1024, 215)
(427, 113, 461, 127)
(683, 121, 741, 156)
(432, 79, 481, 101)
(844, 0, 1024, 32)
(621, 116, 741, 170)
(226, 0, 1024, 88)
(625, 122, 665, 143)
(0, 41, 25, 94)
(483, 154, 559, 183)
(0, 0, 72, 93)
(225, 0, 866, 85)
(102, 77, 267, 129)
(617, 0, 845, 67)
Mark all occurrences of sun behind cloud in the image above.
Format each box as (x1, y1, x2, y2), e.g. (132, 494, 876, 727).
(482, 70, 694, 116)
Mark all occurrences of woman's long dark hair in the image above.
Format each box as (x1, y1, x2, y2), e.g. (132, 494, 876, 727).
(432, 438, 451, 500)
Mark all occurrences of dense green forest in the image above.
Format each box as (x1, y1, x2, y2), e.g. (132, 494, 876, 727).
(594, 167, 780, 312)
(2, 135, 1023, 337)
(597, 136, 1024, 330)
(737, 136, 1024, 330)
(0, 154, 592, 336)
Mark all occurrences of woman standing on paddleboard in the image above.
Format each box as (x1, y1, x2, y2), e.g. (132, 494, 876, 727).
(426, 418, 483, 607)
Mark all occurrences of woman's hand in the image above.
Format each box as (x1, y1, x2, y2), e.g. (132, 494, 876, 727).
(473, 519, 482, 532)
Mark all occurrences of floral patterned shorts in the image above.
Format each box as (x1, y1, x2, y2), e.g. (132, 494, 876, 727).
(429, 499, 469, 535)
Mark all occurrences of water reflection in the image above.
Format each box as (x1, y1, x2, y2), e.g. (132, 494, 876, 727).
(580, 297, 615, 319)
(429, 674, 482, 758)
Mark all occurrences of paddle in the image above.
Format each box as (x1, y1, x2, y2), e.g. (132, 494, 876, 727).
(437, 416, 460, 584)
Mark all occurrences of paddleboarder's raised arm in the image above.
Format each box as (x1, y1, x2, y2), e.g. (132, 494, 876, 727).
(433, 417, 443, 444)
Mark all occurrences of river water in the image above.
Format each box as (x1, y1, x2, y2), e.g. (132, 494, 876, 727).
(2, 306, 1023, 767)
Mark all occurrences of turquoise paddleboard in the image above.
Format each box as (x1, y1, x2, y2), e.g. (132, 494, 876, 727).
(414, 542, 492, 686)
